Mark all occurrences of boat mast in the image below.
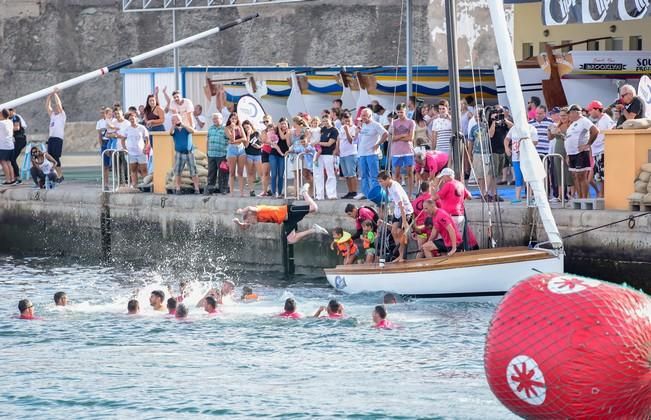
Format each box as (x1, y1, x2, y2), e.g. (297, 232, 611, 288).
(406, 0, 413, 102)
(487, 0, 563, 249)
(444, 0, 464, 180)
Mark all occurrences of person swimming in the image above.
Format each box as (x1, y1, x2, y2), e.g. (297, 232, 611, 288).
(241, 285, 259, 302)
(167, 298, 177, 316)
(17, 299, 39, 320)
(168, 281, 188, 303)
(383, 293, 398, 305)
(204, 296, 219, 316)
(175, 304, 189, 319)
(277, 298, 302, 319)
(220, 280, 236, 304)
(54, 291, 68, 306)
(313, 299, 344, 319)
(372, 305, 394, 329)
(149, 290, 165, 311)
(127, 299, 140, 315)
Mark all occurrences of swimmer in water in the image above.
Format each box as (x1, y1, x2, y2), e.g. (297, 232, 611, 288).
(127, 299, 140, 315)
(277, 298, 302, 319)
(54, 291, 68, 306)
(383, 293, 398, 305)
(204, 296, 219, 316)
(372, 305, 394, 329)
(220, 280, 235, 303)
(167, 298, 177, 316)
(17, 299, 38, 320)
(168, 281, 188, 303)
(197, 288, 221, 307)
(313, 299, 344, 318)
(233, 183, 329, 244)
(175, 304, 189, 319)
(241, 285, 259, 302)
(150, 290, 165, 311)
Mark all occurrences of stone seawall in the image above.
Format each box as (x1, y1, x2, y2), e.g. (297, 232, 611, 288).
(0, 183, 649, 291)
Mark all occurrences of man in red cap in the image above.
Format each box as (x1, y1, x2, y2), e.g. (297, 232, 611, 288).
(587, 100, 614, 198)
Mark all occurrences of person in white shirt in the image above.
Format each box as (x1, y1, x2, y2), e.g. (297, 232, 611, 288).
(336, 112, 359, 199)
(46, 88, 66, 179)
(565, 104, 599, 199)
(356, 108, 388, 200)
(429, 100, 453, 165)
(193, 104, 207, 131)
(504, 124, 538, 203)
(169, 90, 194, 127)
(118, 112, 150, 188)
(587, 100, 614, 198)
(96, 107, 114, 185)
(0, 109, 16, 185)
(378, 171, 414, 263)
(107, 109, 130, 185)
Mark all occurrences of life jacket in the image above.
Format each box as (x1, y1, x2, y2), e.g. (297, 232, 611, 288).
(362, 231, 375, 249)
(336, 237, 358, 257)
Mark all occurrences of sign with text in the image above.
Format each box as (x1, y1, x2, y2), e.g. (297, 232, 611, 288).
(541, 0, 650, 25)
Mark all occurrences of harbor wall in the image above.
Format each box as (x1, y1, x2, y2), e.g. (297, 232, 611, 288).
(0, 186, 649, 291)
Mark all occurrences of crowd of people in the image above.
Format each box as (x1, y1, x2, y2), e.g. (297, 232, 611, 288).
(15, 283, 399, 329)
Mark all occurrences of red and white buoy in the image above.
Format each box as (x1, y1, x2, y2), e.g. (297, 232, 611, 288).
(485, 273, 651, 418)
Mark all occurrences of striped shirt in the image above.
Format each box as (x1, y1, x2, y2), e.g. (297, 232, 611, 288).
(429, 117, 453, 155)
(207, 125, 227, 157)
(529, 117, 553, 155)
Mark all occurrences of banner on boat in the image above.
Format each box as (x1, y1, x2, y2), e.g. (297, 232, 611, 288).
(541, 0, 651, 25)
(538, 51, 651, 75)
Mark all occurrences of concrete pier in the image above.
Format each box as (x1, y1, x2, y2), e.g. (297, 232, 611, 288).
(0, 182, 649, 292)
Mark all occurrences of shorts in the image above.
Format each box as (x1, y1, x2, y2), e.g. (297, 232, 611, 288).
(568, 151, 591, 172)
(365, 247, 376, 257)
(392, 155, 414, 168)
(283, 203, 311, 234)
(512, 160, 524, 187)
(129, 153, 147, 165)
(174, 151, 197, 176)
(491, 153, 506, 175)
(340, 155, 358, 177)
(101, 139, 112, 167)
(227, 144, 245, 158)
(593, 153, 604, 181)
(246, 154, 262, 163)
(0, 149, 13, 161)
(392, 213, 414, 225)
(472, 153, 492, 179)
(261, 151, 270, 164)
(433, 239, 452, 254)
(47, 137, 64, 167)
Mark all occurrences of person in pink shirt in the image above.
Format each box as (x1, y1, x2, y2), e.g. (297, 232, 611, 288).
(175, 304, 189, 319)
(411, 182, 432, 226)
(277, 298, 302, 319)
(414, 150, 448, 182)
(17, 299, 41, 320)
(372, 305, 394, 329)
(344, 203, 379, 240)
(431, 168, 471, 233)
(389, 103, 416, 197)
(166, 298, 177, 316)
(420, 199, 460, 258)
(313, 299, 344, 319)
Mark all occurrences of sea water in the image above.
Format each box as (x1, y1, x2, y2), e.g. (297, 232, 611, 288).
(0, 255, 516, 419)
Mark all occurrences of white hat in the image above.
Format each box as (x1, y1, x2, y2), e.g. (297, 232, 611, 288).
(437, 167, 455, 178)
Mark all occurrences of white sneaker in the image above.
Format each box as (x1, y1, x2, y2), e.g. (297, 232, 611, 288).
(312, 223, 329, 235)
(354, 193, 366, 200)
(301, 183, 310, 196)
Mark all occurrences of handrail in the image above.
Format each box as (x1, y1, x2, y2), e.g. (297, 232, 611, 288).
(284, 151, 307, 199)
(101, 149, 131, 192)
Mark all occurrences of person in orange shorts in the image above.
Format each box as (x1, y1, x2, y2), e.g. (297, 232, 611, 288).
(233, 183, 329, 244)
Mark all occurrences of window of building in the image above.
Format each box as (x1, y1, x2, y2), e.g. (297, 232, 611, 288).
(606, 38, 624, 51)
(629, 36, 643, 51)
(539, 42, 550, 55)
(587, 40, 600, 51)
(522, 43, 534, 58)
(561, 40, 573, 53)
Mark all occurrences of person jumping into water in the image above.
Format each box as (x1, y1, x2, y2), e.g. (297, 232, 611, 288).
(233, 183, 328, 243)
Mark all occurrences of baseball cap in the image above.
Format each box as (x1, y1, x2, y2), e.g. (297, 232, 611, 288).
(568, 104, 582, 112)
(550, 106, 561, 114)
(437, 168, 455, 178)
(586, 100, 603, 111)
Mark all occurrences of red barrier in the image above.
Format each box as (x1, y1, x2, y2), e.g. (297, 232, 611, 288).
(485, 273, 651, 418)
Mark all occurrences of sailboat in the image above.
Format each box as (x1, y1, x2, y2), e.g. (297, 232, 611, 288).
(323, 0, 564, 300)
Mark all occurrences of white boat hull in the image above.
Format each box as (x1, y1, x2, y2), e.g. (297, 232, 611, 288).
(324, 248, 563, 301)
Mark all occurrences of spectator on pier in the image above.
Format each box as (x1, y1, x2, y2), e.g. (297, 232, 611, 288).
(566, 104, 599, 200)
(97, 107, 113, 185)
(527, 96, 541, 120)
(45, 89, 66, 181)
(429, 100, 453, 165)
(206, 113, 228, 195)
(548, 107, 573, 201)
(269, 117, 290, 198)
(118, 112, 149, 188)
(169, 90, 194, 127)
(587, 100, 614, 198)
(615, 84, 647, 127)
(504, 124, 538, 203)
(0, 109, 16, 185)
(8, 109, 26, 183)
(356, 108, 388, 200)
(193, 104, 207, 131)
(244, 120, 263, 197)
(29, 147, 59, 188)
(54, 291, 68, 306)
(337, 112, 358, 199)
(108, 109, 130, 185)
(170, 115, 200, 195)
(225, 112, 248, 198)
(127, 299, 139, 315)
(259, 115, 275, 197)
(314, 115, 338, 201)
(488, 106, 512, 194)
(143, 91, 166, 148)
(413, 106, 431, 151)
(469, 108, 495, 199)
(529, 105, 553, 157)
(407, 95, 417, 119)
(389, 104, 416, 198)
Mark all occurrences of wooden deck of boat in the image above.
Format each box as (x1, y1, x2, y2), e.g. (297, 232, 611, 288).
(324, 246, 556, 275)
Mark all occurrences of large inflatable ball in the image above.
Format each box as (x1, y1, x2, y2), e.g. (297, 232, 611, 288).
(485, 273, 650, 418)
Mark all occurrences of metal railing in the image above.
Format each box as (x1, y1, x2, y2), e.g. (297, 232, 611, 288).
(525, 153, 566, 208)
(102, 150, 131, 192)
(284, 152, 307, 199)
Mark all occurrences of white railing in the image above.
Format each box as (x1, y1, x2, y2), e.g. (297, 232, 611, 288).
(102, 150, 131, 192)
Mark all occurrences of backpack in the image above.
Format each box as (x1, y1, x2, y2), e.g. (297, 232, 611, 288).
(360, 205, 380, 229)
